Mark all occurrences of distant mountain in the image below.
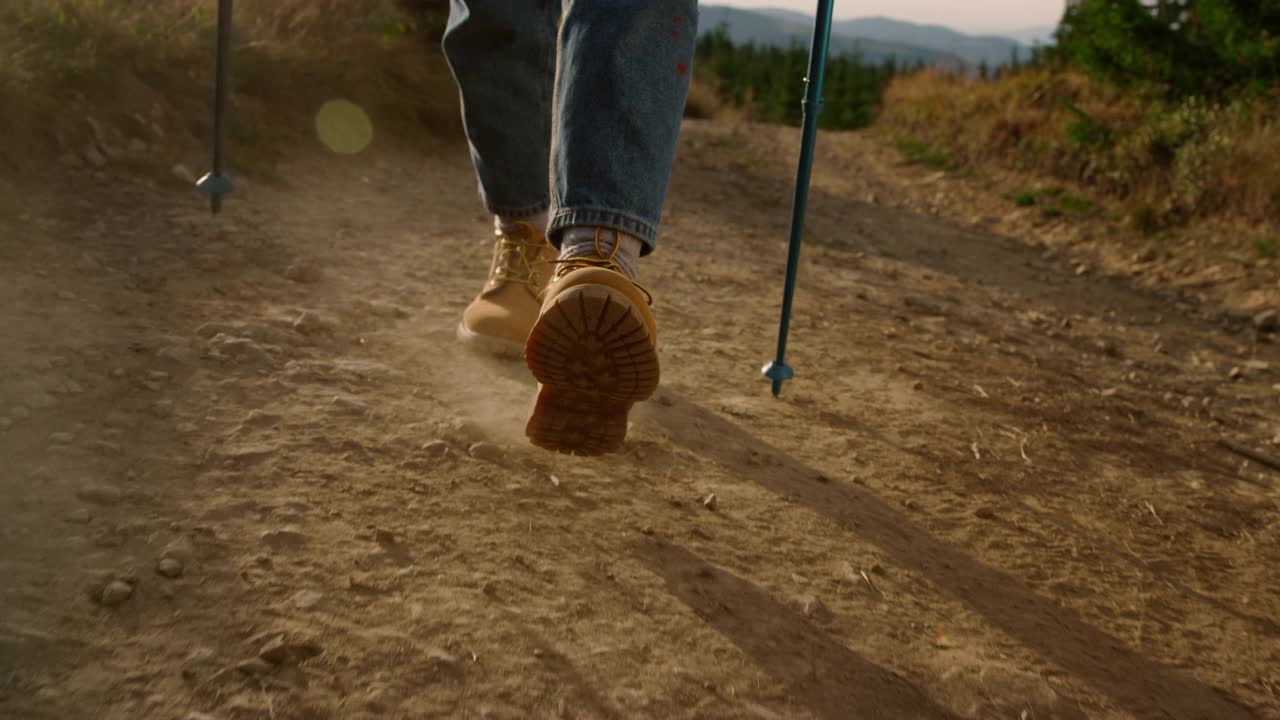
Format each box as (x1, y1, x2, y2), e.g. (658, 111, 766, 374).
(998, 25, 1059, 46)
(697, 6, 963, 68)
(699, 5, 1039, 68)
(835, 17, 1028, 67)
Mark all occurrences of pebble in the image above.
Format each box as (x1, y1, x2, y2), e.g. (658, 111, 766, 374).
(171, 163, 196, 184)
(65, 508, 93, 524)
(360, 300, 411, 319)
(208, 334, 273, 365)
(284, 261, 323, 284)
(467, 442, 504, 463)
(76, 482, 124, 505)
(702, 493, 718, 511)
(421, 440, 450, 458)
(99, 580, 134, 606)
(235, 657, 274, 676)
(332, 394, 370, 414)
(83, 144, 107, 167)
(260, 528, 307, 550)
(185, 647, 218, 670)
(292, 311, 335, 335)
(258, 636, 323, 665)
(291, 590, 324, 610)
(156, 557, 184, 579)
(1256, 310, 1278, 332)
(800, 594, 828, 618)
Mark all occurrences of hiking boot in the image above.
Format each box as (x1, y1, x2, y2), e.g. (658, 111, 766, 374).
(523, 250, 659, 455)
(456, 221, 558, 358)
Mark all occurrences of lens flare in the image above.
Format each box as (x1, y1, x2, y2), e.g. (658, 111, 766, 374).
(315, 99, 373, 155)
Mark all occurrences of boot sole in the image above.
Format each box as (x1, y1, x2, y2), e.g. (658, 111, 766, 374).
(524, 284, 659, 455)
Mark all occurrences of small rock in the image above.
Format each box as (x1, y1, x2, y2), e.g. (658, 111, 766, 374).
(374, 528, 397, 545)
(76, 482, 124, 505)
(1255, 310, 1278, 332)
(548, 474, 562, 488)
(702, 493, 718, 511)
(208, 334, 272, 365)
(235, 657, 275, 676)
(291, 590, 324, 610)
(359, 300, 411, 319)
(421, 440, 450, 459)
(260, 528, 307, 550)
(186, 648, 217, 667)
(100, 580, 134, 606)
(974, 507, 997, 520)
(231, 411, 277, 432)
(258, 636, 323, 665)
(65, 508, 93, 524)
(467, 442, 504, 463)
(285, 261, 323, 284)
(1229, 366, 1243, 381)
(83, 144, 107, 167)
(171, 163, 196, 184)
(292, 311, 335, 335)
(799, 594, 827, 618)
(161, 536, 197, 562)
(181, 648, 218, 681)
(156, 557, 184, 579)
(1094, 339, 1121, 357)
(332, 395, 369, 414)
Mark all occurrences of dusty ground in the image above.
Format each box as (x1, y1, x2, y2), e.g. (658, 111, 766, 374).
(1, 117, 1278, 720)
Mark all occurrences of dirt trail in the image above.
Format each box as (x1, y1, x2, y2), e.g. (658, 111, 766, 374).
(1, 119, 1278, 720)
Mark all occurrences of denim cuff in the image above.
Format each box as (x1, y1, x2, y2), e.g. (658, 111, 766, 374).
(547, 207, 658, 255)
(484, 198, 551, 219)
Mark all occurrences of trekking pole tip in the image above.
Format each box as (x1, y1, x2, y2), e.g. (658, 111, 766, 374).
(196, 172, 233, 215)
(762, 361, 795, 397)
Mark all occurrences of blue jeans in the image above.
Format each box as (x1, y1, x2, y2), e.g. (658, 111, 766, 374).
(442, 0, 698, 254)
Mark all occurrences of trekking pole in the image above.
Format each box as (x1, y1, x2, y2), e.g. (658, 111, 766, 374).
(761, 0, 835, 397)
(196, 0, 234, 213)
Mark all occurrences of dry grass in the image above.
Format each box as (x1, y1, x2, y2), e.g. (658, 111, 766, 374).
(0, 0, 457, 172)
(683, 77, 751, 124)
(876, 68, 1280, 243)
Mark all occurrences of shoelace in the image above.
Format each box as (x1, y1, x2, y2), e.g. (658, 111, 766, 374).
(548, 227, 654, 306)
(490, 221, 550, 292)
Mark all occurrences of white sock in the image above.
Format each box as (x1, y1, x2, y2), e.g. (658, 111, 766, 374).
(495, 211, 549, 237)
(558, 226, 642, 279)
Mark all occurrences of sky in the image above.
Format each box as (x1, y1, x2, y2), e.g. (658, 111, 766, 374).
(714, 0, 1067, 33)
